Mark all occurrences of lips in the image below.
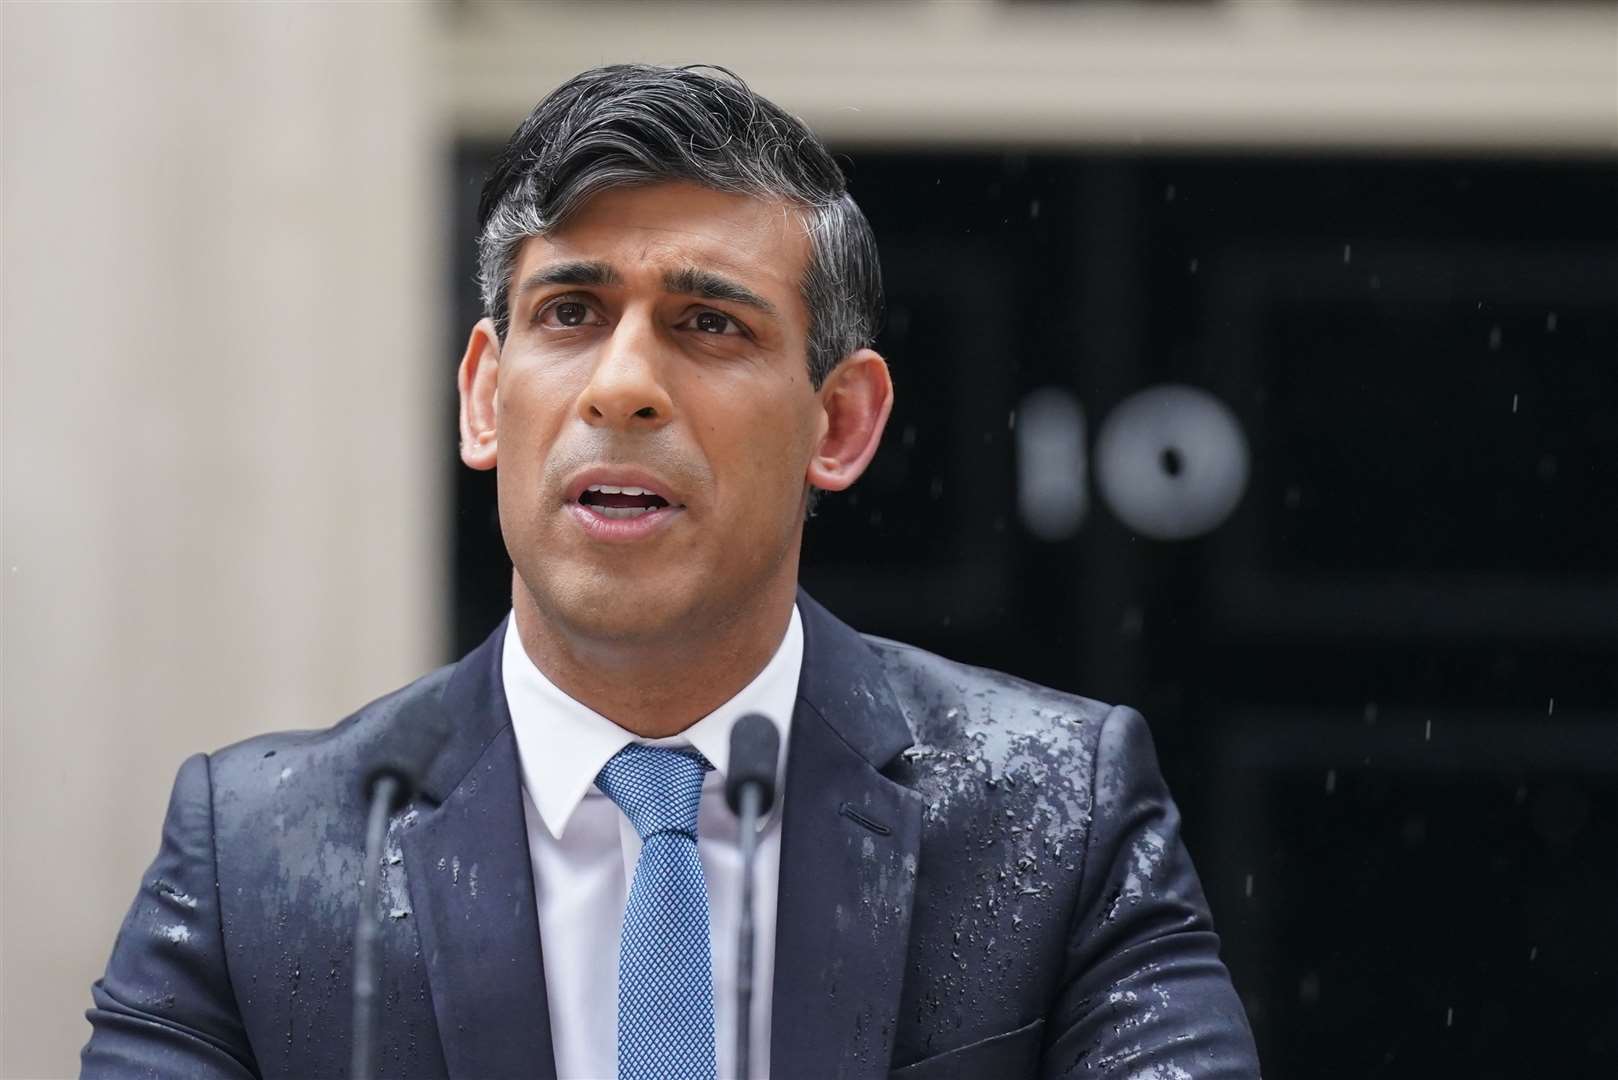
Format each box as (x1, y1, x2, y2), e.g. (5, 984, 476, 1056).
(564, 468, 685, 541)
(566, 468, 681, 508)
(577, 483, 670, 520)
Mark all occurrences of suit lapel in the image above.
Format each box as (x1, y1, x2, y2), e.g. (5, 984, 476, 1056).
(400, 621, 558, 1080)
(771, 594, 923, 1080)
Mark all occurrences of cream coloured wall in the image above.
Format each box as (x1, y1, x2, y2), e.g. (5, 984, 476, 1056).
(2, 4, 443, 1075)
(443, 0, 1618, 152)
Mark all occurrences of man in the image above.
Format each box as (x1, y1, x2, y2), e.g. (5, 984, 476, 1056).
(83, 65, 1259, 1079)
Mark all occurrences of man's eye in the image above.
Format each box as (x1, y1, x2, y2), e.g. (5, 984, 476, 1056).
(689, 310, 740, 335)
(535, 298, 602, 329)
(550, 301, 591, 327)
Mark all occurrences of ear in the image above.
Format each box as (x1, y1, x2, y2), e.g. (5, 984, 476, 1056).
(807, 348, 894, 492)
(458, 317, 501, 471)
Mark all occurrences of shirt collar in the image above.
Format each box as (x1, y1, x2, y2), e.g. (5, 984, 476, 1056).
(504, 605, 802, 840)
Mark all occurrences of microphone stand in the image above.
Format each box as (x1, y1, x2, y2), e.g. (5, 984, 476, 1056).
(726, 713, 778, 1080)
(351, 775, 399, 1080)
(351, 705, 449, 1080)
(735, 782, 763, 1079)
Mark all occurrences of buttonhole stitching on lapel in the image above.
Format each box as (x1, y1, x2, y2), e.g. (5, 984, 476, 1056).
(837, 802, 892, 835)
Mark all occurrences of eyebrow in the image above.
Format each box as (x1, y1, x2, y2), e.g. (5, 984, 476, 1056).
(512, 259, 778, 318)
(513, 260, 621, 298)
(663, 266, 778, 317)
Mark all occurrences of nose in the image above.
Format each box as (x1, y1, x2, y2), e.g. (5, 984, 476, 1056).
(577, 310, 674, 430)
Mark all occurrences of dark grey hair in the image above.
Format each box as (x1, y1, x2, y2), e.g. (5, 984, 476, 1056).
(475, 64, 882, 388)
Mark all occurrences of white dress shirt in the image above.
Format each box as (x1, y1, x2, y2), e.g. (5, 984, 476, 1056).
(504, 605, 801, 1080)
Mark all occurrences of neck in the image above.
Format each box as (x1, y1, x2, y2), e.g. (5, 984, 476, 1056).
(510, 575, 798, 739)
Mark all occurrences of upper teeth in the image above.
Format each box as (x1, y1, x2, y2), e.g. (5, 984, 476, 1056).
(586, 484, 652, 496)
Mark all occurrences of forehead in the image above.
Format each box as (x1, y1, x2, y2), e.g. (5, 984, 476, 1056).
(513, 182, 812, 302)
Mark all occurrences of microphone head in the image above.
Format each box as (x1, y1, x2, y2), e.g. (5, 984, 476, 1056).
(362, 705, 452, 811)
(724, 712, 780, 817)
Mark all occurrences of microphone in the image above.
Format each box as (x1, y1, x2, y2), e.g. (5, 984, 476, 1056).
(725, 712, 779, 819)
(362, 707, 453, 811)
(352, 708, 451, 1080)
(725, 713, 779, 1080)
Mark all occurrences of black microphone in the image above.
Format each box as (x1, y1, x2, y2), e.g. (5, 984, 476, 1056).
(352, 707, 451, 1080)
(725, 713, 779, 1080)
(725, 712, 779, 818)
(361, 706, 452, 811)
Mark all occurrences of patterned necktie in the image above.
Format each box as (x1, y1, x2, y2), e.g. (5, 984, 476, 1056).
(595, 745, 718, 1080)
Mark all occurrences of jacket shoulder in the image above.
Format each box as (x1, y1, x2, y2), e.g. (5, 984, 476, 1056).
(863, 633, 1114, 747)
(862, 634, 1118, 831)
(205, 662, 456, 815)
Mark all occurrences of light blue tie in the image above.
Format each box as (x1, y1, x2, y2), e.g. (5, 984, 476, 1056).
(595, 745, 718, 1080)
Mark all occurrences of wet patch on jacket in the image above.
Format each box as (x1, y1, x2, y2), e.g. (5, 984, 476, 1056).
(867, 638, 1111, 1060)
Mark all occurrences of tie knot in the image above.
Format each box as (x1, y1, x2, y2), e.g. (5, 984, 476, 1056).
(595, 744, 711, 841)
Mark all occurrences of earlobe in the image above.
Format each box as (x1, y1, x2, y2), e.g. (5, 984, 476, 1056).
(458, 318, 502, 471)
(806, 348, 894, 493)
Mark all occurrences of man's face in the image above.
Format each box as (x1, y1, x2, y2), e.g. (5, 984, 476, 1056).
(468, 182, 827, 648)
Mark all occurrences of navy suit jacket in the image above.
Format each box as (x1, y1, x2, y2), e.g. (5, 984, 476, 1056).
(83, 593, 1259, 1078)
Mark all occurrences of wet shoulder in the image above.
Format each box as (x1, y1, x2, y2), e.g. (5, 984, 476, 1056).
(862, 634, 1112, 831)
(205, 663, 455, 818)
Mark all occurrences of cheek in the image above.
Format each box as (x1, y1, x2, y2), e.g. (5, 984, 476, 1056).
(495, 370, 577, 519)
(499, 364, 565, 433)
(728, 402, 819, 506)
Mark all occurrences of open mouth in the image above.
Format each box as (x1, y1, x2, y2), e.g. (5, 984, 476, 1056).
(576, 484, 673, 520)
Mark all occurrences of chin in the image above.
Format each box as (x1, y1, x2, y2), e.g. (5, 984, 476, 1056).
(527, 566, 698, 645)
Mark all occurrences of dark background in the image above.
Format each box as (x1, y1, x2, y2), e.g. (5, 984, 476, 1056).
(449, 146, 1618, 1077)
